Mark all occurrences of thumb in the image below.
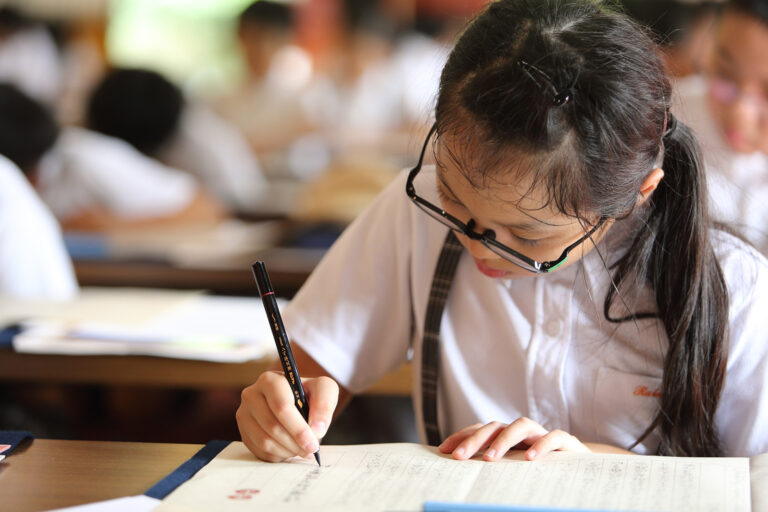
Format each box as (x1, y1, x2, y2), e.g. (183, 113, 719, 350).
(303, 376, 339, 440)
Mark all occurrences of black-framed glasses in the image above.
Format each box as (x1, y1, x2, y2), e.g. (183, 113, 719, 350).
(405, 124, 608, 273)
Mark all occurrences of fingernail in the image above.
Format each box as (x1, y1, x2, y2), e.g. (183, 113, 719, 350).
(527, 449, 537, 460)
(455, 447, 465, 458)
(310, 420, 327, 438)
(485, 449, 496, 459)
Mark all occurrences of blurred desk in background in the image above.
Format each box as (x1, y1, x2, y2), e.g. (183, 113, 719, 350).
(0, 350, 412, 395)
(73, 246, 325, 297)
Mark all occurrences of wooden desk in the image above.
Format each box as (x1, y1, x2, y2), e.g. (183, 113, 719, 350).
(0, 438, 202, 512)
(0, 350, 413, 395)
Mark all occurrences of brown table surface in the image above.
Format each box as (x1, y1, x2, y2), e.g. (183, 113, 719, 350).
(0, 438, 203, 512)
(0, 349, 413, 395)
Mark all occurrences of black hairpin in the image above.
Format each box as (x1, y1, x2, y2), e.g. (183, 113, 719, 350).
(518, 59, 574, 107)
(553, 89, 572, 106)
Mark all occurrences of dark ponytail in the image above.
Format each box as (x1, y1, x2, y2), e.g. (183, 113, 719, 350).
(607, 117, 729, 456)
(436, 0, 730, 456)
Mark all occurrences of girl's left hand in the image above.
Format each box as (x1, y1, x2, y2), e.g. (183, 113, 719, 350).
(438, 417, 590, 462)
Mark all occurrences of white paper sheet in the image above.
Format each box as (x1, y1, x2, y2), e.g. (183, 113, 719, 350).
(9, 289, 280, 362)
(155, 442, 752, 512)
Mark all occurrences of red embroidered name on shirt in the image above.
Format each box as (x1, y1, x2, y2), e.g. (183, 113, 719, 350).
(633, 385, 662, 398)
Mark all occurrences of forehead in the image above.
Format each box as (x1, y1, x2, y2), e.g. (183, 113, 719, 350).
(715, 10, 768, 81)
(434, 131, 570, 220)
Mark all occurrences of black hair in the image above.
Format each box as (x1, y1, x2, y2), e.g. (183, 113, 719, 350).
(726, 0, 768, 25)
(436, 0, 729, 456)
(0, 7, 28, 35)
(342, 0, 395, 40)
(0, 83, 59, 174)
(86, 68, 184, 155)
(238, 1, 293, 31)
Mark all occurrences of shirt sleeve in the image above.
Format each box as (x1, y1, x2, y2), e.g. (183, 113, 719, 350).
(0, 156, 77, 300)
(714, 232, 768, 456)
(282, 171, 415, 393)
(48, 128, 198, 220)
(159, 104, 267, 211)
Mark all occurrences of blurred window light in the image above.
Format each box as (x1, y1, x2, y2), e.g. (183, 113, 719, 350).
(106, 0, 269, 96)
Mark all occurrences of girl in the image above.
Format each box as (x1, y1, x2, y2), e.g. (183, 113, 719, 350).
(674, 0, 768, 254)
(237, 0, 768, 461)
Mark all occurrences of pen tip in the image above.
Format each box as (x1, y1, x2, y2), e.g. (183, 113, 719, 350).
(314, 452, 321, 466)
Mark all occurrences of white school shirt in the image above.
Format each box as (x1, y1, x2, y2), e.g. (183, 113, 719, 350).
(283, 166, 768, 457)
(674, 75, 768, 254)
(0, 155, 77, 299)
(0, 26, 62, 106)
(36, 127, 198, 222)
(158, 104, 267, 211)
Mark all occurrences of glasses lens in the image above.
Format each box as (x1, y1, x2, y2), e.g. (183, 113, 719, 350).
(413, 200, 463, 232)
(483, 242, 541, 273)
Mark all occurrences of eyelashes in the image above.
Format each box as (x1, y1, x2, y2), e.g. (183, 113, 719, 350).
(436, 186, 544, 248)
(512, 234, 542, 247)
(436, 186, 462, 207)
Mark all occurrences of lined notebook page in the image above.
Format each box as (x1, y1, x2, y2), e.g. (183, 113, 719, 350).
(155, 442, 751, 512)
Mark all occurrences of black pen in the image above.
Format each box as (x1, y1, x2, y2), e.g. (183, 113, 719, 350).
(252, 261, 321, 466)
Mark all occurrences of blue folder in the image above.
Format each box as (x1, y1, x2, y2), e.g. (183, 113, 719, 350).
(424, 503, 611, 512)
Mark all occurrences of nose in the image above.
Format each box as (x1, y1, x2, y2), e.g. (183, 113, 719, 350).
(458, 234, 498, 260)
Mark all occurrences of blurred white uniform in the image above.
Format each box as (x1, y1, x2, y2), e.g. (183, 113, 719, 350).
(674, 75, 768, 254)
(0, 26, 61, 105)
(159, 103, 267, 211)
(0, 154, 77, 299)
(37, 127, 198, 222)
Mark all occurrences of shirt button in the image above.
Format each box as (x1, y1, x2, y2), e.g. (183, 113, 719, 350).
(544, 319, 562, 337)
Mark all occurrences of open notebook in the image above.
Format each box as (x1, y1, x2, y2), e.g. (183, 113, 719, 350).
(153, 442, 761, 512)
(3, 288, 278, 362)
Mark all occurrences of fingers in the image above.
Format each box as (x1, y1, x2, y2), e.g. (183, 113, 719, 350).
(237, 403, 295, 462)
(484, 417, 548, 462)
(304, 376, 339, 440)
(438, 423, 484, 454)
(439, 418, 588, 463)
(237, 371, 325, 462)
(441, 421, 507, 460)
(525, 429, 590, 460)
(262, 372, 320, 455)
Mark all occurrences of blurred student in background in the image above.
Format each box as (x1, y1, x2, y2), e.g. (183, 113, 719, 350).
(621, 0, 719, 78)
(0, 85, 76, 299)
(0, 83, 224, 232)
(87, 68, 267, 213)
(674, 0, 768, 253)
(216, 0, 315, 161)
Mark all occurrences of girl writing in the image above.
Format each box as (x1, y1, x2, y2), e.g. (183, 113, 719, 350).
(237, 0, 768, 461)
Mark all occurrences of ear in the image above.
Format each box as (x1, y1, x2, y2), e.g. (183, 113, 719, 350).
(637, 168, 664, 206)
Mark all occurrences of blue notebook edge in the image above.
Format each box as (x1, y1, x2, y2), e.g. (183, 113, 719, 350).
(424, 503, 609, 512)
(145, 439, 231, 500)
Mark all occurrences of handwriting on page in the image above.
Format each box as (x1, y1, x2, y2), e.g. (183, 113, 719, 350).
(154, 443, 750, 512)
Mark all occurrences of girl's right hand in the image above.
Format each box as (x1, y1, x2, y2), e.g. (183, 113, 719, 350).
(236, 371, 339, 462)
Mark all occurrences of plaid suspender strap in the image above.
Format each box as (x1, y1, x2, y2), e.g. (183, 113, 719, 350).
(422, 231, 464, 446)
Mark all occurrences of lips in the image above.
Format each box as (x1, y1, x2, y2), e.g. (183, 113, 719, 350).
(474, 259, 510, 278)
